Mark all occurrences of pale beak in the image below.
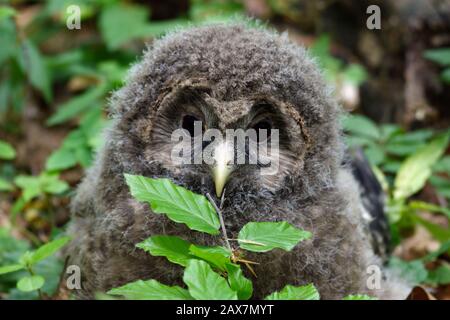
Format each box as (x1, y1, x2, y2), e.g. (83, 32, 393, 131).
(212, 142, 234, 197)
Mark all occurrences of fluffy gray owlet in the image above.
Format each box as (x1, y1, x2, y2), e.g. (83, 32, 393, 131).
(66, 23, 410, 299)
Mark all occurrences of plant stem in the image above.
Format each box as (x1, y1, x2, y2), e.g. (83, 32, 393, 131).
(27, 266, 44, 300)
(206, 192, 232, 253)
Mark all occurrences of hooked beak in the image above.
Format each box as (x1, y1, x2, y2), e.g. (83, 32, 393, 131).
(212, 142, 234, 197)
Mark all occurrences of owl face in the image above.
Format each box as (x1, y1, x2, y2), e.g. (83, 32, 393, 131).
(136, 78, 309, 198)
(112, 24, 342, 202)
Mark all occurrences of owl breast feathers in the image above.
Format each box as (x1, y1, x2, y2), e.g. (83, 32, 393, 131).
(66, 23, 410, 299)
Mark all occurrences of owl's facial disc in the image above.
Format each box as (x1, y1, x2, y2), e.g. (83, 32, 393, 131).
(143, 82, 308, 197)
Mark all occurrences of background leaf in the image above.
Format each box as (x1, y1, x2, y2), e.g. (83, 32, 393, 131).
(29, 236, 71, 265)
(17, 275, 45, 292)
(394, 134, 449, 200)
(0, 140, 16, 160)
(343, 114, 380, 140)
(20, 40, 52, 102)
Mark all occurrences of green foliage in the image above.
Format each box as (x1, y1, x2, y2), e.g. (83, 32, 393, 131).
(0, 232, 70, 297)
(108, 175, 374, 300)
(46, 109, 107, 171)
(424, 48, 450, 84)
(14, 172, 69, 203)
(344, 114, 450, 208)
(265, 284, 320, 300)
(427, 264, 450, 285)
(237, 221, 312, 252)
(136, 235, 193, 267)
(389, 257, 428, 286)
(394, 134, 449, 200)
(20, 40, 52, 102)
(110, 175, 312, 300)
(183, 259, 238, 300)
(1, 0, 448, 301)
(28, 236, 71, 265)
(310, 35, 367, 87)
(108, 279, 192, 300)
(17, 275, 45, 292)
(345, 115, 450, 285)
(124, 174, 221, 235)
(0, 140, 16, 160)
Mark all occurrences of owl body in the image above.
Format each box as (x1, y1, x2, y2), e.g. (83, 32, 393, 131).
(67, 23, 409, 299)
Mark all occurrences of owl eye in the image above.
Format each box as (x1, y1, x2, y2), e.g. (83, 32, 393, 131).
(181, 115, 199, 137)
(252, 120, 272, 143)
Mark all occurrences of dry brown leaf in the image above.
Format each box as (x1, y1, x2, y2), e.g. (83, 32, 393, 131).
(407, 286, 437, 300)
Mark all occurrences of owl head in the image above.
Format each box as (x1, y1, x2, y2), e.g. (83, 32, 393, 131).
(105, 23, 343, 203)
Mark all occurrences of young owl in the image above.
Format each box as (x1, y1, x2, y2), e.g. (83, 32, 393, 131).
(66, 23, 409, 299)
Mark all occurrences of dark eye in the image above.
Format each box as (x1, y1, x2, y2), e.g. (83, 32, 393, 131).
(252, 120, 272, 143)
(181, 115, 200, 137)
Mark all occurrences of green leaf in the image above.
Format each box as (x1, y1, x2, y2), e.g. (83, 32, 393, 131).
(430, 175, 450, 199)
(343, 115, 380, 140)
(17, 275, 45, 292)
(41, 174, 69, 195)
(0, 6, 16, 21)
(108, 279, 192, 300)
(427, 264, 450, 285)
(99, 3, 155, 50)
(364, 144, 385, 166)
(46, 148, 77, 171)
(14, 175, 41, 202)
(343, 294, 378, 300)
(389, 257, 428, 285)
(265, 284, 320, 300)
(183, 259, 238, 300)
(136, 235, 192, 267)
(14, 173, 68, 201)
(47, 83, 107, 126)
(434, 156, 450, 173)
(394, 134, 449, 200)
(442, 68, 450, 84)
(238, 222, 311, 253)
(225, 263, 253, 300)
(0, 140, 15, 160)
(0, 19, 17, 66)
(345, 135, 374, 147)
(189, 244, 231, 271)
(0, 264, 23, 275)
(29, 236, 71, 265)
(388, 129, 434, 144)
(0, 177, 14, 191)
(409, 201, 450, 219)
(124, 174, 220, 235)
(385, 143, 423, 157)
(21, 40, 52, 102)
(424, 48, 450, 66)
(380, 124, 402, 140)
(414, 215, 450, 243)
(343, 64, 367, 86)
(422, 240, 450, 263)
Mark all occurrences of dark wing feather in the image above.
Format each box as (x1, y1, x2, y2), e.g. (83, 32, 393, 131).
(345, 147, 391, 261)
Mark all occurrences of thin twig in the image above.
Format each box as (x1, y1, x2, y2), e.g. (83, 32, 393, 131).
(206, 192, 232, 253)
(52, 255, 70, 300)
